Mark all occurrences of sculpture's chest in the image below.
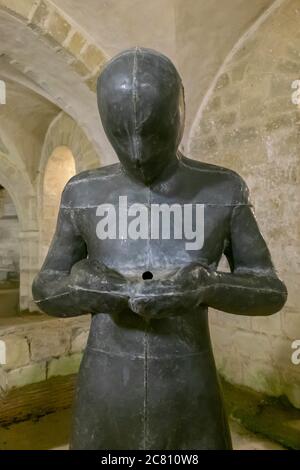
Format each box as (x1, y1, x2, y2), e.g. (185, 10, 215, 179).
(73, 180, 232, 274)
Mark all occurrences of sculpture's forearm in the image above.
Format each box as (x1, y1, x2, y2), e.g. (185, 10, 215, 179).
(205, 271, 287, 316)
(32, 270, 129, 317)
(32, 271, 88, 317)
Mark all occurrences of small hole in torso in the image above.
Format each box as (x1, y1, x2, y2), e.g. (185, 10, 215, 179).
(142, 271, 153, 280)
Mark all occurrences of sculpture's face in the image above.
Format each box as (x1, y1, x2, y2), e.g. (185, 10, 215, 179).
(97, 48, 185, 185)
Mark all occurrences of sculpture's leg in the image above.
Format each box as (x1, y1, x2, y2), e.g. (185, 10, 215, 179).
(70, 336, 232, 450)
(144, 352, 232, 450)
(70, 347, 145, 450)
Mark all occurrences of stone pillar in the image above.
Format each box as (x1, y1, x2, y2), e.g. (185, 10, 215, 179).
(19, 230, 40, 312)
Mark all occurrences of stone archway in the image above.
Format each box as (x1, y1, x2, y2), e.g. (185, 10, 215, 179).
(40, 145, 76, 263)
(0, 1, 113, 162)
(40, 112, 100, 176)
(0, 0, 107, 92)
(0, 154, 38, 312)
(38, 112, 100, 265)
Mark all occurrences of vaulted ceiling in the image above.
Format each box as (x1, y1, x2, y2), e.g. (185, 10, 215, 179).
(52, 0, 275, 138)
(0, 0, 277, 172)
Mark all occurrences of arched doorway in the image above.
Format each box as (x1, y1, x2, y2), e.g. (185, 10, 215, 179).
(40, 146, 76, 264)
(0, 185, 20, 317)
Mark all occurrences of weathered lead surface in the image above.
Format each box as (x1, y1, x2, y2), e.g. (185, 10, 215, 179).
(32, 47, 287, 450)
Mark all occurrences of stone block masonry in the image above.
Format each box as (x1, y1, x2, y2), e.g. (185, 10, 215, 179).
(189, 0, 300, 408)
(0, 314, 90, 392)
(0, 0, 108, 94)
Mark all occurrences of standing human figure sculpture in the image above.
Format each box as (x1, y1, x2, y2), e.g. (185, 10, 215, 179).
(32, 48, 287, 450)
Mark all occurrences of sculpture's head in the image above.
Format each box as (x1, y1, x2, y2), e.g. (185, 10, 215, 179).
(97, 47, 185, 185)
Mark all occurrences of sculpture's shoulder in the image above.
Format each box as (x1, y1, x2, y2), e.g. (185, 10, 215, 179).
(61, 163, 122, 207)
(179, 155, 250, 204)
(67, 163, 121, 187)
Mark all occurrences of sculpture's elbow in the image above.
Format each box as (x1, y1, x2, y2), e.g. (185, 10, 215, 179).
(32, 273, 47, 303)
(32, 273, 53, 308)
(32, 273, 71, 318)
(34, 299, 72, 318)
(262, 278, 287, 316)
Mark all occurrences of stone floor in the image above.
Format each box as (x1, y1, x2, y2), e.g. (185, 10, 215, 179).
(0, 408, 285, 450)
(229, 420, 285, 450)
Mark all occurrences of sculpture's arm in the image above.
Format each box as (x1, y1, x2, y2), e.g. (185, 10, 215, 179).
(32, 192, 90, 317)
(32, 186, 128, 317)
(203, 202, 287, 316)
(128, 197, 287, 319)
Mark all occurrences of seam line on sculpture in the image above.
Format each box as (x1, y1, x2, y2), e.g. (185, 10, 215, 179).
(86, 346, 208, 360)
(72, 286, 127, 296)
(35, 289, 126, 302)
(210, 285, 282, 294)
(60, 203, 253, 209)
(132, 47, 140, 163)
(68, 173, 121, 186)
(35, 292, 70, 302)
(147, 186, 152, 271)
(36, 285, 280, 303)
(144, 325, 148, 450)
(179, 156, 246, 177)
(102, 48, 172, 67)
(42, 269, 69, 275)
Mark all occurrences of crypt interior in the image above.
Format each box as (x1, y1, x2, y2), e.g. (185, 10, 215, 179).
(0, 0, 299, 449)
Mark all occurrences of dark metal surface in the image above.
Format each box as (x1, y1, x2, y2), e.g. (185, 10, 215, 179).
(32, 48, 287, 450)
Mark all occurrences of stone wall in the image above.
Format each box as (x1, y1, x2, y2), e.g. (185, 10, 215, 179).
(0, 314, 90, 392)
(189, 0, 300, 407)
(0, 0, 107, 95)
(0, 188, 19, 281)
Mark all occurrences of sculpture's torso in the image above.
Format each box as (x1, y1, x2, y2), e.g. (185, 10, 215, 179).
(68, 157, 243, 449)
(33, 48, 286, 450)
(63, 157, 241, 274)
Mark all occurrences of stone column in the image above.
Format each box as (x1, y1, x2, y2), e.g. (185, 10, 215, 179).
(19, 230, 40, 312)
